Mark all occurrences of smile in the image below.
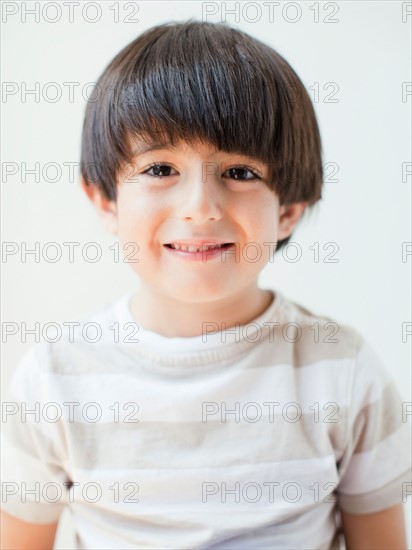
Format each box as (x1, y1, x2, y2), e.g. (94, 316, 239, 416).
(165, 243, 233, 252)
(163, 243, 235, 262)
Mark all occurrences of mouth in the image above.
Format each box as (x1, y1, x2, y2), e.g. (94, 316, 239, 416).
(163, 242, 236, 262)
(163, 243, 234, 252)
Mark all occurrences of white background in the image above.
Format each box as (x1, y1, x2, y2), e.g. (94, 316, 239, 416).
(1, 1, 411, 547)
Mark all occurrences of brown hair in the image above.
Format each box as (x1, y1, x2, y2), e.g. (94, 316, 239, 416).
(80, 19, 323, 251)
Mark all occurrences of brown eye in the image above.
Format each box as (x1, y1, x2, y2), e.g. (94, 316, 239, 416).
(224, 167, 260, 181)
(143, 164, 176, 178)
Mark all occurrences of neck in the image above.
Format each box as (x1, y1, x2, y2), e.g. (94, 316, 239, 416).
(129, 284, 274, 338)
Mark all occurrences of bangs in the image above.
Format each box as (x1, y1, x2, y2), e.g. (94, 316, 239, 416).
(114, 23, 279, 164)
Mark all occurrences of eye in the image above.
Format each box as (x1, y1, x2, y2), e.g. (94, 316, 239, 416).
(142, 163, 176, 178)
(141, 162, 262, 181)
(223, 166, 261, 181)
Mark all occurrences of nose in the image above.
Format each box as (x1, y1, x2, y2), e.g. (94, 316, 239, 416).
(177, 167, 224, 223)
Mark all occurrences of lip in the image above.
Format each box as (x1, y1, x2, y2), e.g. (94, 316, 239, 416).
(163, 242, 236, 262)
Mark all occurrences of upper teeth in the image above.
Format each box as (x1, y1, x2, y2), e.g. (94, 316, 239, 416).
(170, 243, 224, 252)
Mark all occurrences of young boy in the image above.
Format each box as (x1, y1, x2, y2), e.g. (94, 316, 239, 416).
(1, 20, 410, 550)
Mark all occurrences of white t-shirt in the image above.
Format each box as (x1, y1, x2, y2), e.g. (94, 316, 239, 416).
(1, 289, 411, 549)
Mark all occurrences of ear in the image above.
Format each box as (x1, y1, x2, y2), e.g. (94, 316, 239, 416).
(277, 201, 309, 241)
(81, 177, 118, 236)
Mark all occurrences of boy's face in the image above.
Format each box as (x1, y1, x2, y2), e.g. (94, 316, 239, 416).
(83, 138, 306, 306)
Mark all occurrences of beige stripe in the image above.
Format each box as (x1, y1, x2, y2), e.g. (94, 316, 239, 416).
(44, 320, 362, 374)
(2, 404, 350, 470)
(0, 498, 65, 524)
(2, 414, 65, 468)
(351, 381, 404, 454)
(337, 468, 412, 514)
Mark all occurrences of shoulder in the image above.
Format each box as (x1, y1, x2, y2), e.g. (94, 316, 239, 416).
(9, 293, 130, 386)
(276, 294, 399, 413)
(276, 292, 365, 367)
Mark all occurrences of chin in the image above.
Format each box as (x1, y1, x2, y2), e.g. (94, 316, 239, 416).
(165, 284, 231, 303)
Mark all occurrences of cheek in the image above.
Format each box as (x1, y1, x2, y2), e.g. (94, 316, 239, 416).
(240, 196, 278, 238)
(116, 193, 151, 233)
(116, 200, 166, 260)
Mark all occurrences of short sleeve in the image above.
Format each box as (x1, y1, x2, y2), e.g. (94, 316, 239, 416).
(336, 339, 412, 514)
(1, 344, 71, 523)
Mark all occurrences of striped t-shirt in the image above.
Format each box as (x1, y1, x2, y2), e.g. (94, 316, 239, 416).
(1, 289, 411, 549)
